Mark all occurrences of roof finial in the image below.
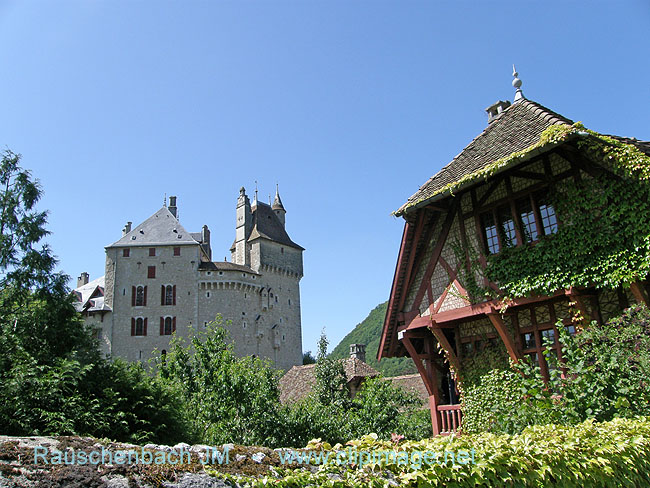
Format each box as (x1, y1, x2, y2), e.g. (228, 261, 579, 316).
(272, 183, 285, 210)
(512, 64, 524, 102)
(164, 193, 167, 207)
(253, 181, 258, 205)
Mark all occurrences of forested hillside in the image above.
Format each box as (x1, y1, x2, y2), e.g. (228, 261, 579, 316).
(330, 302, 416, 377)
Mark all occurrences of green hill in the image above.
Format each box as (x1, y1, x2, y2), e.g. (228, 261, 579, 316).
(329, 301, 416, 377)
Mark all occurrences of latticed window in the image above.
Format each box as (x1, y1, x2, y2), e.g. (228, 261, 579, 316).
(516, 197, 538, 242)
(537, 194, 558, 235)
(481, 212, 500, 254)
(479, 188, 558, 254)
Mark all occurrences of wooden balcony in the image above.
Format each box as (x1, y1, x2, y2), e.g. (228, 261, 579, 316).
(437, 404, 462, 435)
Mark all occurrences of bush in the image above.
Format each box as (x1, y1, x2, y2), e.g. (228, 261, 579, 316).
(460, 304, 650, 435)
(211, 417, 650, 487)
(156, 319, 285, 447)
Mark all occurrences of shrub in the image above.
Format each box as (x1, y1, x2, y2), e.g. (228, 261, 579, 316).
(211, 417, 650, 487)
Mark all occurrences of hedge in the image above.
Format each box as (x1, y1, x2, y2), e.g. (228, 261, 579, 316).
(209, 417, 650, 487)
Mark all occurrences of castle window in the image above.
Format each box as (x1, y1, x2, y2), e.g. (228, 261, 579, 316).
(123, 249, 130, 257)
(131, 317, 147, 336)
(161, 285, 176, 305)
(288, 299, 291, 306)
(160, 316, 175, 335)
(281, 247, 284, 254)
(149, 248, 156, 257)
(174, 247, 181, 256)
(206, 291, 210, 298)
(132, 285, 147, 306)
(148, 266, 156, 278)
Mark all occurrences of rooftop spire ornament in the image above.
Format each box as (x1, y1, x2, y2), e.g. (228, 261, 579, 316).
(512, 65, 524, 102)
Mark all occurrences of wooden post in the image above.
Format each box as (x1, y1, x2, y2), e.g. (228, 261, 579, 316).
(487, 312, 521, 362)
(630, 282, 650, 307)
(429, 326, 461, 374)
(401, 333, 442, 436)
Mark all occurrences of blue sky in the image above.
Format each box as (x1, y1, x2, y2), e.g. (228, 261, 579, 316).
(1, 0, 649, 355)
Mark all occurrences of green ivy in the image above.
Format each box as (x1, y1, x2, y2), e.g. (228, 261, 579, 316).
(208, 417, 650, 487)
(486, 173, 650, 298)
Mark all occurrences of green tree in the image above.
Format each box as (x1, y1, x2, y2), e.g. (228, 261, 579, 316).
(157, 318, 284, 446)
(313, 330, 348, 407)
(0, 150, 188, 444)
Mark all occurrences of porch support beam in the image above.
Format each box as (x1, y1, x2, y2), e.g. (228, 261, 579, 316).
(487, 312, 521, 362)
(401, 333, 442, 436)
(630, 282, 650, 307)
(429, 327, 461, 374)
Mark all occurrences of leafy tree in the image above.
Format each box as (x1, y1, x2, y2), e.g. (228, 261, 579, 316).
(302, 350, 316, 364)
(313, 330, 348, 407)
(157, 318, 284, 446)
(0, 150, 188, 444)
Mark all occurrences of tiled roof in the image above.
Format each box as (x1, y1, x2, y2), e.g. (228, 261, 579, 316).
(107, 207, 200, 248)
(279, 359, 379, 404)
(396, 99, 574, 215)
(249, 202, 304, 250)
(198, 261, 260, 275)
(387, 374, 429, 407)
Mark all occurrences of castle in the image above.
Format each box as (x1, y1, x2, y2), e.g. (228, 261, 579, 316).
(74, 187, 304, 371)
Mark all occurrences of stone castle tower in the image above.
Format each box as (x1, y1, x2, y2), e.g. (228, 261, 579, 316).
(74, 187, 304, 371)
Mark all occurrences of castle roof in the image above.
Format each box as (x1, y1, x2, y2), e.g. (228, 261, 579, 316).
(198, 261, 260, 275)
(73, 276, 111, 312)
(396, 99, 574, 215)
(248, 202, 304, 250)
(107, 207, 200, 248)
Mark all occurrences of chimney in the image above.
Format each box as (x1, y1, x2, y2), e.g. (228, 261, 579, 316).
(349, 344, 366, 363)
(122, 221, 132, 236)
(201, 224, 212, 260)
(168, 196, 178, 218)
(485, 100, 511, 124)
(77, 272, 90, 288)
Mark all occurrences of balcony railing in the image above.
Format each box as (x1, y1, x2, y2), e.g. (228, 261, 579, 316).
(437, 404, 462, 435)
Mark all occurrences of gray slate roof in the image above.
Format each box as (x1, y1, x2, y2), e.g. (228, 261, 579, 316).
(198, 261, 260, 275)
(397, 99, 574, 215)
(107, 207, 200, 248)
(73, 276, 111, 312)
(249, 202, 304, 250)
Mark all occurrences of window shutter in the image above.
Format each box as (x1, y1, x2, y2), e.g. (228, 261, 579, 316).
(161, 285, 165, 305)
(143, 286, 147, 306)
(131, 318, 135, 336)
(173, 285, 176, 305)
(160, 317, 164, 335)
(131, 286, 136, 306)
(172, 317, 176, 333)
(144, 318, 148, 336)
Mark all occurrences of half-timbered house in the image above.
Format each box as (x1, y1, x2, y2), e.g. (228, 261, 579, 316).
(378, 73, 650, 436)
